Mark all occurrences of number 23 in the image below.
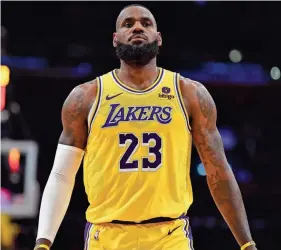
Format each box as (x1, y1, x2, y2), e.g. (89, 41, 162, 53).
(119, 133, 162, 172)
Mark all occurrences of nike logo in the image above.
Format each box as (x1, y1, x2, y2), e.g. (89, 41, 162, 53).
(106, 92, 123, 100)
(168, 226, 181, 235)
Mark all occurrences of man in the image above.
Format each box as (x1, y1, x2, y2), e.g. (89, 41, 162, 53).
(35, 4, 257, 250)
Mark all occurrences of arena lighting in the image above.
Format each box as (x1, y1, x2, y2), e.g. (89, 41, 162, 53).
(197, 163, 206, 176)
(197, 162, 233, 177)
(236, 169, 253, 183)
(2, 140, 39, 218)
(270, 66, 280, 80)
(8, 148, 21, 173)
(1, 65, 10, 111)
(229, 49, 243, 63)
(219, 126, 237, 151)
(0, 65, 10, 86)
(1, 86, 6, 111)
(195, 0, 207, 6)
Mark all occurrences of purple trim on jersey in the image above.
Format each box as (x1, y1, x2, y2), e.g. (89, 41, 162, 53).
(88, 76, 102, 133)
(181, 216, 195, 250)
(112, 68, 164, 94)
(174, 73, 191, 131)
(187, 221, 194, 241)
(183, 218, 188, 237)
(84, 222, 91, 241)
(84, 222, 93, 250)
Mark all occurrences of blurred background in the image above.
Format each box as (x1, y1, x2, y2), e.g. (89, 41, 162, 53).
(1, 1, 281, 250)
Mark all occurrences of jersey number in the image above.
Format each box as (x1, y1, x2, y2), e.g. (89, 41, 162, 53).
(119, 133, 162, 172)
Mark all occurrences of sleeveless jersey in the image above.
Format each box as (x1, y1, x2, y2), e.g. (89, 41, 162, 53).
(83, 68, 193, 224)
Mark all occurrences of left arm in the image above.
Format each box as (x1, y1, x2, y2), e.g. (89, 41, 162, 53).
(180, 78, 257, 250)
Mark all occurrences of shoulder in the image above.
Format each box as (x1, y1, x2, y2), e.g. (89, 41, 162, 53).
(179, 75, 207, 99)
(178, 75, 216, 118)
(62, 79, 98, 118)
(71, 79, 97, 98)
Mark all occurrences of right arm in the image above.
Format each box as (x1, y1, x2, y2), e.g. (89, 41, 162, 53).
(58, 82, 94, 148)
(35, 82, 96, 249)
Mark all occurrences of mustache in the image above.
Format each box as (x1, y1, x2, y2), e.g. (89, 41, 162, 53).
(128, 34, 148, 41)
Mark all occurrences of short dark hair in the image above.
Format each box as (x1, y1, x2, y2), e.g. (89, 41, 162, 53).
(116, 4, 156, 30)
(121, 3, 152, 12)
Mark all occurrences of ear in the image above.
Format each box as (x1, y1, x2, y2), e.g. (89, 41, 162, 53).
(113, 33, 118, 48)
(157, 32, 162, 47)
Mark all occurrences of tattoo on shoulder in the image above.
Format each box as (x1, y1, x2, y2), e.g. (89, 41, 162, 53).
(63, 87, 86, 125)
(196, 83, 217, 128)
(59, 85, 89, 147)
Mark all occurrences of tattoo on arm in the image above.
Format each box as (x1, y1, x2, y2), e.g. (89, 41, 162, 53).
(208, 171, 239, 206)
(193, 84, 226, 169)
(63, 90, 84, 125)
(196, 84, 216, 130)
(192, 82, 253, 246)
(59, 86, 88, 149)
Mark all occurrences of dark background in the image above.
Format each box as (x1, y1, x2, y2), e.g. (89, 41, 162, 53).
(1, 1, 281, 250)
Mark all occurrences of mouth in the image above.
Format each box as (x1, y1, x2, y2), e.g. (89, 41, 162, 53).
(129, 35, 147, 42)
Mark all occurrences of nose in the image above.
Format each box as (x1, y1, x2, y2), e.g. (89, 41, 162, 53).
(132, 21, 144, 34)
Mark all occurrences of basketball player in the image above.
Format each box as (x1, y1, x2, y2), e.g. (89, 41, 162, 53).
(34, 4, 257, 250)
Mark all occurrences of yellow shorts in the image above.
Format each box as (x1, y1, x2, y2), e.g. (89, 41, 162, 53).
(84, 217, 194, 250)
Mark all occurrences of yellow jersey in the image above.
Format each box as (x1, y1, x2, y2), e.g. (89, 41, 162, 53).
(83, 68, 193, 224)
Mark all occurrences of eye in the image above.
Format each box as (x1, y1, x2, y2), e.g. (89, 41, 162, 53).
(143, 21, 152, 27)
(124, 22, 133, 28)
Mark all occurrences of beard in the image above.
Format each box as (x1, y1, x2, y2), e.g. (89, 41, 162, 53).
(116, 40, 159, 65)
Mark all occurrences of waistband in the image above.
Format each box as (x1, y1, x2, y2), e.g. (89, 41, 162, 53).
(111, 216, 185, 225)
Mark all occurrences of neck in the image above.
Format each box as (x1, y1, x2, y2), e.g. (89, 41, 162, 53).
(118, 58, 158, 85)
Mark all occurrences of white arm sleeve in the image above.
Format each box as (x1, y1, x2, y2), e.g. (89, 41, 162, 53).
(36, 144, 84, 243)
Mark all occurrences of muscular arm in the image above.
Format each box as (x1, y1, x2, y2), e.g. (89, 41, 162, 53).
(58, 83, 92, 148)
(35, 82, 96, 249)
(180, 78, 256, 249)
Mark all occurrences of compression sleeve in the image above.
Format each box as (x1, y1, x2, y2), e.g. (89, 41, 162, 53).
(36, 144, 84, 243)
